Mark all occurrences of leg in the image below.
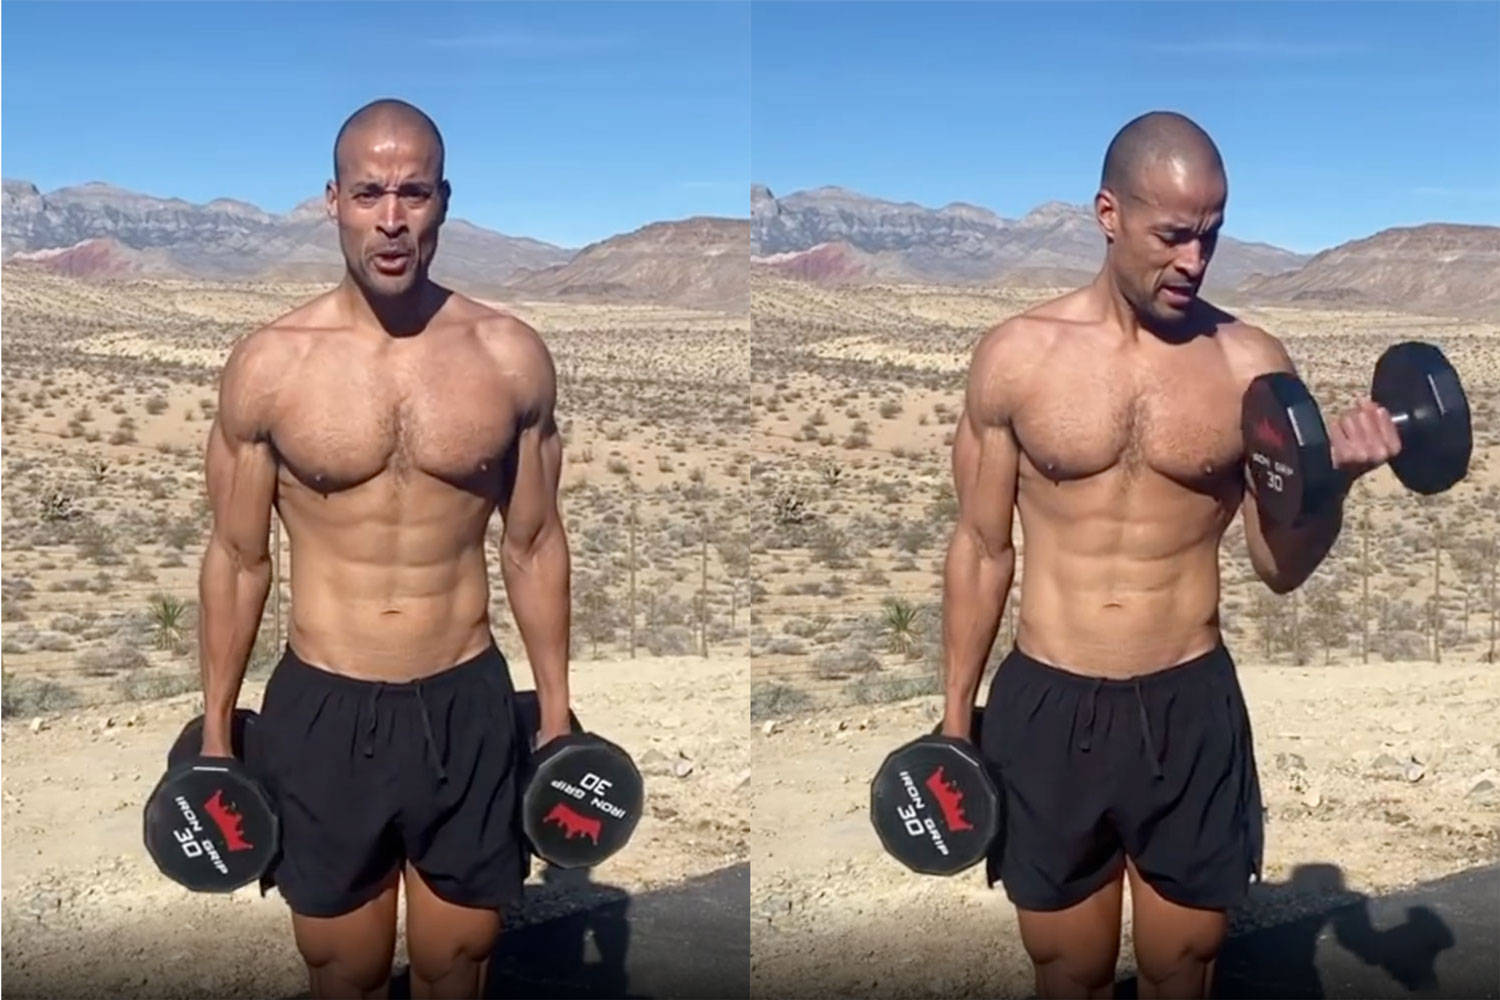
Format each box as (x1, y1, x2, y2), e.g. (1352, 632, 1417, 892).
(1016, 868, 1126, 999)
(290, 866, 401, 999)
(404, 863, 503, 999)
(1127, 858, 1228, 1000)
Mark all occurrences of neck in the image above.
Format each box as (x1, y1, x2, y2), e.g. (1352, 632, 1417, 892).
(1091, 268, 1150, 344)
(336, 274, 440, 338)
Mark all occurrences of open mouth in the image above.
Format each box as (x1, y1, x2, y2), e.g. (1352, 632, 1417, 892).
(372, 251, 411, 274)
(1160, 285, 1194, 306)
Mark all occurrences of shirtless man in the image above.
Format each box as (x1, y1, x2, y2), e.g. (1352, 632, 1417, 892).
(197, 98, 571, 999)
(941, 111, 1402, 999)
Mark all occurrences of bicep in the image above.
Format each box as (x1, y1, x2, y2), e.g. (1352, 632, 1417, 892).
(204, 417, 277, 564)
(952, 408, 1019, 555)
(499, 342, 563, 547)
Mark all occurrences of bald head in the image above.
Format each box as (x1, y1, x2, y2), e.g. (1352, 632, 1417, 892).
(1100, 111, 1223, 200)
(333, 99, 445, 183)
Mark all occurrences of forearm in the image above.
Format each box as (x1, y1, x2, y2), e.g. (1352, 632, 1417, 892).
(197, 538, 271, 731)
(501, 519, 572, 730)
(1246, 480, 1348, 593)
(941, 528, 1016, 729)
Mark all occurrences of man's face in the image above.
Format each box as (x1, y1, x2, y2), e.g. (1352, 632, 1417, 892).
(326, 125, 448, 300)
(1097, 159, 1225, 332)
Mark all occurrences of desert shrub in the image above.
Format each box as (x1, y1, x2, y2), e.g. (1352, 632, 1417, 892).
(78, 644, 152, 676)
(2, 673, 82, 717)
(751, 682, 814, 721)
(847, 671, 940, 705)
(812, 643, 880, 680)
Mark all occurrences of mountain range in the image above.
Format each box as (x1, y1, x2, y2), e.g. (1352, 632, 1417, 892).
(753, 184, 1500, 319)
(2, 179, 747, 312)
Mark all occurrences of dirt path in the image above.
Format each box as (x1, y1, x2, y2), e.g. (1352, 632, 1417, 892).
(751, 659, 1500, 998)
(1, 654, 748, 999)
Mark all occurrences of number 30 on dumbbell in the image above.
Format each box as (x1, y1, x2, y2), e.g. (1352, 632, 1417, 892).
(1242, 341, 1471, 524)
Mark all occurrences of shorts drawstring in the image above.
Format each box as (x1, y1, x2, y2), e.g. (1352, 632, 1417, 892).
(1133, 679, 1165, 780)
(1074, 675, 1166, 780)
(1077, 678, 1103, 751)
(413, 682, 447, 784)
(361, 681, 448, 784)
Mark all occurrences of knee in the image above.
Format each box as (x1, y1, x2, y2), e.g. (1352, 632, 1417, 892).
(298, 944, 392, 996)
(408, 935, 494, 988)
(1133, 935, 1220, 991)
(1027, 937, 1118, 995)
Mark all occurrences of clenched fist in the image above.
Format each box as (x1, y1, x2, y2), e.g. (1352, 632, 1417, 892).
(1327, 399, 1402, 479)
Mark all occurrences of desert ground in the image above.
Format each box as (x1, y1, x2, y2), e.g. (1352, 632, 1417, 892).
(0, 266, 750, 995)
(748, 277, 1500, 996)
(2, 653, 748, 998)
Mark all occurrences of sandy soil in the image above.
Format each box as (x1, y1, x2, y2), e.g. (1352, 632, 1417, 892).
(750, 658, 1500, 998)
(1, 654, 748, 999)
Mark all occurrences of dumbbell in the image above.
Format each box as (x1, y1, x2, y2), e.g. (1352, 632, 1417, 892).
(142, 709, 279, 892)
(514, 692, 645, 869)
(1242, 341, 1471, 524)
(869, 707, 1002, 876)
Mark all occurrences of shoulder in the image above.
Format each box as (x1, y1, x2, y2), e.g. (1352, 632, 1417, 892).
(1210, 313, 1297, 385)
(965, 311, 1058, 424)
(217, 317, 310, 442)
(453, 297, 557, 416)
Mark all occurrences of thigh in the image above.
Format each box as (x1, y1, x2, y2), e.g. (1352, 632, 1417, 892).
(1127, 858, 1226, 999)
(404, 863, 502, 994)
(1017, 870, 1126, 999)
(290, 866, 401, 997)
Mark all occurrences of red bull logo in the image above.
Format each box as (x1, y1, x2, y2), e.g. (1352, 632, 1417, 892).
(203, 788, 253, 852)
(925, 766, 973, 833)
(544, 802, 602, 844)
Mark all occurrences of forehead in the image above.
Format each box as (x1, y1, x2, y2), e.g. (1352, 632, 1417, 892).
(1127, 157, 1226, 223)
(336, 122, 442, 180)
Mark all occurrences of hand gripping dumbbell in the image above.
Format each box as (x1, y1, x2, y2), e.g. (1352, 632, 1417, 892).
(1242, 341, 1471, 524)
(869, 707, 1002, 876)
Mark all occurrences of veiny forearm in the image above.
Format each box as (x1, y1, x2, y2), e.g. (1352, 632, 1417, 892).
(197, 536, 272, 730)
(502, 518, 572, 730)
(942, 526, 1016, 728)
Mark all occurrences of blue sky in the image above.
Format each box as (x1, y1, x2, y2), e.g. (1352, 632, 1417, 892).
(2, 1, 749, 248)
(753, 2, 1500, 253)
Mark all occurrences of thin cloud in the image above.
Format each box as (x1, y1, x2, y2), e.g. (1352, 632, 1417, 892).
(424, 30, 631, 56)
(1142, 38, 1372, 58)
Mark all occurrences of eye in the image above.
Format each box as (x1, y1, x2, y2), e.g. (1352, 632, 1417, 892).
(352, 189, 380, 205)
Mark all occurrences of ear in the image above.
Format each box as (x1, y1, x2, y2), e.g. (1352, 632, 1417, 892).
(324, 180, 338, 221)
(439, 180, 451, 224)
(1095, 188, 1119, 243)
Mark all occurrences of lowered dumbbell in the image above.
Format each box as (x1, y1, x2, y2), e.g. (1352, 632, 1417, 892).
(869, 707, 1001, 876)
(514, 691, 644, 869)
(142, 709, 279, 892)
(1242, 340, 1470, 524)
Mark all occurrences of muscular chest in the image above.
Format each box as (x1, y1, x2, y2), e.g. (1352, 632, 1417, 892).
(269, 344, 514, 494)
(1013, 345, 1243, 490)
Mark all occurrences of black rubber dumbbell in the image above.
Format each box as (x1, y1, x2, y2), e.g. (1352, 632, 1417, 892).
(1242, 341, 1470, 524)
(870, 707, 1001, 876)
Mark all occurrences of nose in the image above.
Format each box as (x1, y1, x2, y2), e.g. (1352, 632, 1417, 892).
(1176, 239, 1208, 280)
(376, 193, 405, 235)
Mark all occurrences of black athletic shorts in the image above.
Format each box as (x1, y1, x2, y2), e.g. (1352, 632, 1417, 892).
(979, 643, 1264, 912)
(249, 641, 526, 917)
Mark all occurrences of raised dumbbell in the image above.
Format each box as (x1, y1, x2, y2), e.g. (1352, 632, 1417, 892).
(514, 691, 644, 869)
(142, 709, 279, 892)
(869, 707, 1002, 876)
(1242, 340, 1470, 524)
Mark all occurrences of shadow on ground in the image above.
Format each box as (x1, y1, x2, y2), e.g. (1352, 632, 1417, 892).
(374, 863, 748, 1000)
(1115, 862, 1497, 999)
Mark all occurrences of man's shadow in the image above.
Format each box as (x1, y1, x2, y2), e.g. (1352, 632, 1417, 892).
(1115, 863, 1457, 998)
(386, 862, 632, 999)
